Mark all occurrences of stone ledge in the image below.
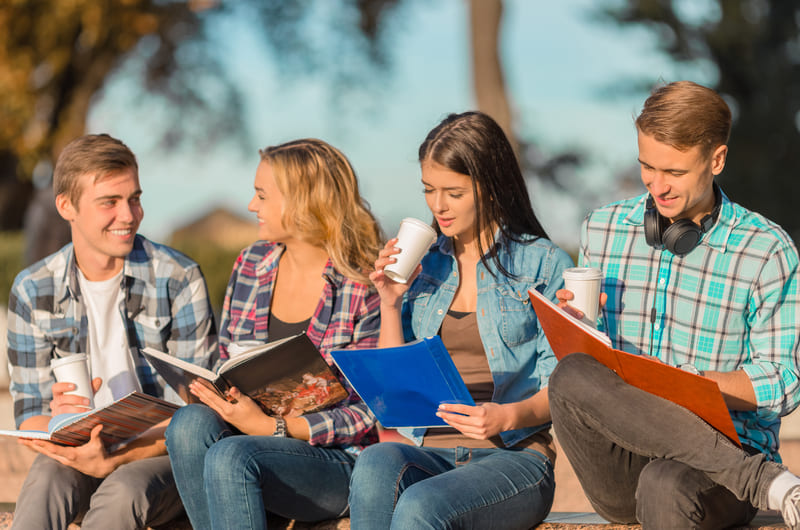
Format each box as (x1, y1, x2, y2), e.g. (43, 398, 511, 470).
(0, 511, 789, 529)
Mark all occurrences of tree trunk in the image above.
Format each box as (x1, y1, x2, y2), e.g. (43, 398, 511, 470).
(468, 0, 517, 153)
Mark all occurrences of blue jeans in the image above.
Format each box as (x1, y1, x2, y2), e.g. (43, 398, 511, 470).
(165, 404, 357, 530)
(348, 442, 555, 529)
(548, 353, 779, 529)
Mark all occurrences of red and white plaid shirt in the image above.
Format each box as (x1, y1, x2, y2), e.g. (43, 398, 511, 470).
(219, 241, 380, 451)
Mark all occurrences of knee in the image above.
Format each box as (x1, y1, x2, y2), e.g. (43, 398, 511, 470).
(350, 443, 410, 502)
(636, 460, 701, 527)
(165, 404, 230, 454)
(548, 352, 597, 403)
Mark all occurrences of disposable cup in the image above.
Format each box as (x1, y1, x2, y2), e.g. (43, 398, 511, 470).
(562, 267, 603, 328)
(51, 353, 94, 407)
(383, 218, 438, 284)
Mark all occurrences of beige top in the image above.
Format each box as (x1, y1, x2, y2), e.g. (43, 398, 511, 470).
(422, 311, 555, 462)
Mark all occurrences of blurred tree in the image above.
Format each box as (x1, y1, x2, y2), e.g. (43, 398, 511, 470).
(0, 0, 401, 264)
(602, 0, 800, 241)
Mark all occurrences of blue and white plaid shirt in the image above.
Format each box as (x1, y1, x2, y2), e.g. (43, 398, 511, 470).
(7, 235, 219, 427)
(580, 189, 800, 460)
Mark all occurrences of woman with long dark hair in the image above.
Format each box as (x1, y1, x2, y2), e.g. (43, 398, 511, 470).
(348, 112, 573, 529)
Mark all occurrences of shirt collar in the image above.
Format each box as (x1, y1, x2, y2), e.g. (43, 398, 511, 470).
(63, 234, 150, 301)
(623, 189, 738, 253)
(254, 242, 344, 288)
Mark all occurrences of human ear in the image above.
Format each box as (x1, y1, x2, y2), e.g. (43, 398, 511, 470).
(55, 194, 76, 222)
(710, 145, 728, 176)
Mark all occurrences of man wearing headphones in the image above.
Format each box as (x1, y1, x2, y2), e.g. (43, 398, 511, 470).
(548, 81, 800, 529)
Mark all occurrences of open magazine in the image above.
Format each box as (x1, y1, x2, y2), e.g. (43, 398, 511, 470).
(0, 391, 178, 447)
(331, 336, 475, 428)
(142, 333, 348, 417)
(528, 288, 741, 446)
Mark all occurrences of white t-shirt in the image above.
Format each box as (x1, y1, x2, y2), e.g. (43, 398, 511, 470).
(77, 268, 141, 408)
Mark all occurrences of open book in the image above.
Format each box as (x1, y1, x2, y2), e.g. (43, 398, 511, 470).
(142, 333, 348, 417)
(0, 391, 178, 447)
(528, 288, 741, 446)
(330, 336, 475, 428)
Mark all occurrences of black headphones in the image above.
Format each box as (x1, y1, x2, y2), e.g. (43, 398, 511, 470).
(644, 183, 722, 257)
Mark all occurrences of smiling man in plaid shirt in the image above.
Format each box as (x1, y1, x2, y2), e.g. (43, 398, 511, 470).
(548, 81, 800, 529)
(7, 134, 218, 530)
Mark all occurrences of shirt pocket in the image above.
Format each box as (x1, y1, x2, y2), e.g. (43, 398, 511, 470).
(37, 315, 78, 352)
(494, 283, 539, 347)
(132, 312, 172, 348)
(404, 279, 437, 335)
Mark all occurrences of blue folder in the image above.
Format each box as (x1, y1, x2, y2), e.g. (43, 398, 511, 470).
(330, 336, 475, 428)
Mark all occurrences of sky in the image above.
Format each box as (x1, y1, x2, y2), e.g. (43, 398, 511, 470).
(86, 0, 704, 252)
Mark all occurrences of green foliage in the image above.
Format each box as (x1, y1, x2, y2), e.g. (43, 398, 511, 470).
(169, 240, 240, 320)
(0, 231, 24, 307)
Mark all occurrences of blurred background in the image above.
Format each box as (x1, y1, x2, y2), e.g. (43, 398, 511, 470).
(2, 1, 800, 510)
(1, 0, 799, 320)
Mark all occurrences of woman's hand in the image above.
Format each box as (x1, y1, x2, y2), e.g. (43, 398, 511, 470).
(189, 380, 277, 436)
(369, 238, 420, 309)
(435, 402, 514, 440)
(555, 289, 607, 320)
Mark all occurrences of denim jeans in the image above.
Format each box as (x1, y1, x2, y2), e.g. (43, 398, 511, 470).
(348, 441, 555, 529)
(12, 453, 181, 530)
(165, 404, 357, 530)
(548, 353, 782, 529)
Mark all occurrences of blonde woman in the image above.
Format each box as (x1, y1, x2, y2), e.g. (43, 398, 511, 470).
(165, 139, 383, 529)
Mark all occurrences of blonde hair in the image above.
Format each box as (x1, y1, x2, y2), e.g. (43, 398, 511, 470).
(259, 139, 383, 283)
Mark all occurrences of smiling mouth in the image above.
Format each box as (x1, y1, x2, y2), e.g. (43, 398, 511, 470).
(109, 229, 133, 236)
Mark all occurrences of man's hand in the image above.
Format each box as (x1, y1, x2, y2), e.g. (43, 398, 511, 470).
(556, 289, 608, 320)
(49, 377, 102, 416)
(20, 424, 116, 478)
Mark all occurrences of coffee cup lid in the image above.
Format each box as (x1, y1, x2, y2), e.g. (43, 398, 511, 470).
(562, 267, 603, 281)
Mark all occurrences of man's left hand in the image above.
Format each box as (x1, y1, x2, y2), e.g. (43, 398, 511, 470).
(20, 424, 115, 478)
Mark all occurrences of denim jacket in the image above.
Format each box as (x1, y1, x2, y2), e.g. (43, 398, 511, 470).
(398, 232, 573, 447)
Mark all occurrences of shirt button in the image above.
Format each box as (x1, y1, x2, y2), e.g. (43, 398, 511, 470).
(659, 278, 666, 285)
(654, 323, 661, 331)
(437, 309, 443, 315)
(452, 272, 457, 277)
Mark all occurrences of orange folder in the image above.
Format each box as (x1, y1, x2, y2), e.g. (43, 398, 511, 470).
(528, 288, 741, 447)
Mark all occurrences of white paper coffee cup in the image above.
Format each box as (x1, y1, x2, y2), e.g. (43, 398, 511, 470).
(383, 218, 438, 284)
(51, 353, 94, 407)
(562, 267, 603, 328)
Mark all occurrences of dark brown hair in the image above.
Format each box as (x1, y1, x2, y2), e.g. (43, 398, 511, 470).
(419, 111, 549, 278)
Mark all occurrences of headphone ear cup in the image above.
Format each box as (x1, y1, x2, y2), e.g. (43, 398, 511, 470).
(644, 205, 663, 248)
(662, 219, 702, 257)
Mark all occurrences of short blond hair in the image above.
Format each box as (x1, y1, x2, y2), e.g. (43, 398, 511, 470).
(259, 139, 383, 283)
(54, 134, 138, 206)
(636, 81, 731, 156)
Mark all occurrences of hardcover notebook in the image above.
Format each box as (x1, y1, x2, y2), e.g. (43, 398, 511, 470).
(330, 336, 475, 428)
(527, 288, 741, 447)
(0, 391, 178, 447)
(142, 332, 348, 417)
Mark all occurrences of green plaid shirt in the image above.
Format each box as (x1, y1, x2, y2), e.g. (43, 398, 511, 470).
(580, 189, 800, 460)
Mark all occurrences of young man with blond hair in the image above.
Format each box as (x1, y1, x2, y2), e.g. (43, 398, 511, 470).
(550, 81, 800, 529)
(7, 133, 218, 529)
